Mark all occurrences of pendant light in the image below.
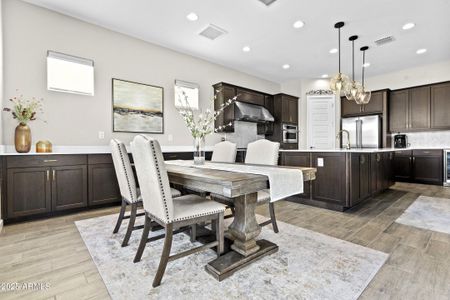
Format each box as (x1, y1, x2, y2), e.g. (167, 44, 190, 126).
(344, 35, 363, 101)
(356, 46, 371, 105)
(330, 22, 350, 94)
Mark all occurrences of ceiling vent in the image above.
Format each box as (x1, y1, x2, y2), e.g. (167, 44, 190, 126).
(199, 24, 227, 40)
(374, 36, 395, 46)
(258, 0, 278, 5)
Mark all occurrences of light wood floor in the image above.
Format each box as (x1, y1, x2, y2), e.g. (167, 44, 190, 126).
(1, 183, 450, 299)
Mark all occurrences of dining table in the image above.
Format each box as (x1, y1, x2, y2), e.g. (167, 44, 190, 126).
(165, 161, 317, 281)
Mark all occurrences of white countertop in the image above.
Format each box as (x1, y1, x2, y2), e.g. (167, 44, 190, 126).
(279, 147, 446, 153)
(0, 145, 215, 156)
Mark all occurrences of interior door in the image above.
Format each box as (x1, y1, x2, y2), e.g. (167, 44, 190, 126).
(307, 95, 336, 149)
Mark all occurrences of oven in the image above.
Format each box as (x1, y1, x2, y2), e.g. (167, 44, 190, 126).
(444, 150, 450, 186)
(282, 124, 298, 144)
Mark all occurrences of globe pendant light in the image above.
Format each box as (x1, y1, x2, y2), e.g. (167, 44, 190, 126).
(356, 46, 371, 105)
(330, 22, 350, 94)
(344, 35, 363, 101)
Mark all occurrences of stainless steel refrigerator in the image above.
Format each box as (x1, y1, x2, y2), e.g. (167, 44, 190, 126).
(341, 115, 382, 148)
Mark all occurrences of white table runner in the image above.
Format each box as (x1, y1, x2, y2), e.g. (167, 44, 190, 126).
(165, 160, 303, 202)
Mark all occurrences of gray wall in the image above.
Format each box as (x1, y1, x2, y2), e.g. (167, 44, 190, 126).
(2, 0, 280, 147)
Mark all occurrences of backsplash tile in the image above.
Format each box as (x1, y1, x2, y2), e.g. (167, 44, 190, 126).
(223, 121, 264, 148)
(392, 131, 450, 148)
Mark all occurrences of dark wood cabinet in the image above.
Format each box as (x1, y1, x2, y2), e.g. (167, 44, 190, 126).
(389, 90, 409, 132)
(341, 90, 387, 117)
(370, 152, 393, 195)
(236, 88, 264, 106)
(6, 167, 52, 218)
(88, 164, 121, 206)
(311, 153, 347, 206)
(431, 82, 450, 129)
(392, 150, 412, 181)
(274, 94, 298, 124)
(281, 152, 311, 199)
(411, 150, 443, 185)
(341, 96, 362, 116)
(52, 165, 88, 211)
(350, 153, 370, 206)
(409, 86, 431, 130)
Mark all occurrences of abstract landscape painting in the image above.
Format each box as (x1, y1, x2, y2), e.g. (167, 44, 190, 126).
(112, 78, 163, 133)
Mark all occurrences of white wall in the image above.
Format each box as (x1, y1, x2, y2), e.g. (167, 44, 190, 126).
(2, 0, 280, 147)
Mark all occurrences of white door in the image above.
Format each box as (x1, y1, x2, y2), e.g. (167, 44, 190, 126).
(307, 95, 336, 149)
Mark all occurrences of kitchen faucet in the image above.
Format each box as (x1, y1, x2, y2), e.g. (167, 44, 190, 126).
(336, 129, 351, 150)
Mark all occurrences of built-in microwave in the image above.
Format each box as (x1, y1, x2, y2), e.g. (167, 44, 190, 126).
(282, 124, 298, 144)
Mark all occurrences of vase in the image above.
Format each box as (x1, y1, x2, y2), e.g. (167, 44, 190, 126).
(15, 123, 32, 153)
(193, 136, 205, 165)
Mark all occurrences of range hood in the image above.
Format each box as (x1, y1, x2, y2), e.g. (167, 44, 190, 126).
(234, 101, 274, 123)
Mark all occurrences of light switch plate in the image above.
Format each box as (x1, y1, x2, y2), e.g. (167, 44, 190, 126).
(317, 158, 324, 167)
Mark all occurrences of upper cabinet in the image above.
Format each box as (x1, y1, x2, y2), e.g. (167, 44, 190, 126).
(431, 82, 450, 129)
(274, 94, 298, 124)
(236, 88, 264, 106)
(388, 83, 450, 133)
(341, 90, 387, 117)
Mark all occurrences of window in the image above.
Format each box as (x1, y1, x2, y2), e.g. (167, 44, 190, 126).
(174, 80, 199, 110)
(47, 50, 94, 96)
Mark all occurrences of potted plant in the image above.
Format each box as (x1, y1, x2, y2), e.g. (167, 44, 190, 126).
(3, 91, 45, 153)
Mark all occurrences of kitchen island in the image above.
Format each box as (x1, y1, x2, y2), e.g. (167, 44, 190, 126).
(279, 148, 397, 211)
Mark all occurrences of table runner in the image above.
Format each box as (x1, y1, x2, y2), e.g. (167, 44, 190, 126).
(165, 160, 303, 202)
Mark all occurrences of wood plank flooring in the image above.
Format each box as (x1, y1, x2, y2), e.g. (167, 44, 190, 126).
(1, 182, 449, 299)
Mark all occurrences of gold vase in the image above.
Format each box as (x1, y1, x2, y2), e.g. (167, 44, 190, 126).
(15, 123, 32, 153)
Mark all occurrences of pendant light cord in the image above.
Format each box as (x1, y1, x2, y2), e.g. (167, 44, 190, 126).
(362, 51, 365, 87)
(352, 40, 355, 81)
(338, 28, 341, 73)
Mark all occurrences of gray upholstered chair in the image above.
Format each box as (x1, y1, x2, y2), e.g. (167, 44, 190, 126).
(211, 141, 237, 163)
(110, 139, 181, 247)
(131, 135, 225, 287)
(245, 139, 281, 233)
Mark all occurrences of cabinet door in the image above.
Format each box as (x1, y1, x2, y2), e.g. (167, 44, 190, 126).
(282, 153, 311, 198)
(52, 165, 88, 211)
(236, 88, 264, 106)
(363, 91, 384, 114)
(341, 97, 362, 116)
(382, 152, 394, 189)
(214, 84, 236, 132)
(409, 86, 430, 130)
(412, 151, 443, 185)
(431, 82, 450, 129)
(88, 164, 121, 206)
(281, 98, 290, 123)
(370, 153, 381, 195)
(289, 98, 298, 124)
(7, 167, 51, 218)
(351, 153, 370, 205)
(392, 153, 412, 181)
(311, 153, 347, 205)
(389, 90, 409, 132)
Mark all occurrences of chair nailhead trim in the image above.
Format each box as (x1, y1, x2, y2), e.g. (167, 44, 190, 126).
(113, 139, 136, 203)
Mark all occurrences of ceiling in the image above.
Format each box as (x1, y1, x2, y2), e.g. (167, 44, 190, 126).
(24, 0, 450, 83)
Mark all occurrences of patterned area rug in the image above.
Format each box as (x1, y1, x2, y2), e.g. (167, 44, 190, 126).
(75, 214, 387, 300)
(396, 195, 450, 234)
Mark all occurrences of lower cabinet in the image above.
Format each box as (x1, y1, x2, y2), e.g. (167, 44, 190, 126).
(392, 151, 413, 181)
(88, 164, 121, 206)
(393, 150, 443, 185)
(52, 165, 88, 211)
(350, 153, 371, 206)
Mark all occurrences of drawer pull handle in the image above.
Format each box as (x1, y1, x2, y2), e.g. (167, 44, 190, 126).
(423, 151, 430, 154)
(43, 159, 58, 163)
(53, 170, 56, 181)
(46, 170, 50, 181)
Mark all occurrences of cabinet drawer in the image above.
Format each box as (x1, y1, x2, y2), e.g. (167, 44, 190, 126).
(412, 149, 442, 157)
(163, 152, 193, 161)
(394, 150, 412, 157)
(6, 155, 87, 168)
(88, 154, 113, 164)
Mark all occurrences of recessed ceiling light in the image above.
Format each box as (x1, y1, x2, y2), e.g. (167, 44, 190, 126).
(402, 22, 415, 30)
(321, 74, 329, 78)
(363, 62, 371, 68)
(293, 20, 305, 29)
(416, 48, 427, 54)
(282, 64, 290, 69)
(329, 48, 338, 54)
(186, 12, 199, 21)
(242, 46, 251, 52)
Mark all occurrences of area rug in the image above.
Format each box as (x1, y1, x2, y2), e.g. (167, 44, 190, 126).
(396, 195, 450, 234)
(75, 214, 388, 300)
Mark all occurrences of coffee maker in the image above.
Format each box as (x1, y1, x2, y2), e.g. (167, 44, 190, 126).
(394, 134, 407, 148)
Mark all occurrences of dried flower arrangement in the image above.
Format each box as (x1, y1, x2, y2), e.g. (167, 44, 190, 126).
(3, 91, 46, 125)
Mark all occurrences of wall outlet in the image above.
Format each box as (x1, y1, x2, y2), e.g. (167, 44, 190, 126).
(317, 157, 324, 167)
(168, 134, 173, 142)
(98, 131, 105, 139)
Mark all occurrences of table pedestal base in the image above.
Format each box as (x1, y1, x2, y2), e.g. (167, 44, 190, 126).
(205, 239, 278, 281)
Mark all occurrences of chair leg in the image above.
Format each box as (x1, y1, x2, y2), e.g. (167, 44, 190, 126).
(269, 202, 279, 233)
(134, 213, 152, 263)
(122, 202, 138, 247)
(230, 206, 235, 216)
(190, 224, 197, 242)
(113, 199, 127, 234)
(153, 223, 173, 288)
(215, 212, 224, 256)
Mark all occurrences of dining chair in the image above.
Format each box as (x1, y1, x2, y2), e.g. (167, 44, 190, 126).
(245, 139, 281, 233)
(131, 135, 225, 287)
(110, 139, 182, 247)
(211, 141, 237, 163)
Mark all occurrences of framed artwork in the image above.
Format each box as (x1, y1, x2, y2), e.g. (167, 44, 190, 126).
(112, 78, 164, 133)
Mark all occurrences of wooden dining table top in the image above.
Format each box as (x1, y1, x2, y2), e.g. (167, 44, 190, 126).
(165, 162, 316, 198)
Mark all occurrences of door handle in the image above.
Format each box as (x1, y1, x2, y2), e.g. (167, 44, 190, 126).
(52, 170, 56, 181)
(46, 170, 50, 182)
